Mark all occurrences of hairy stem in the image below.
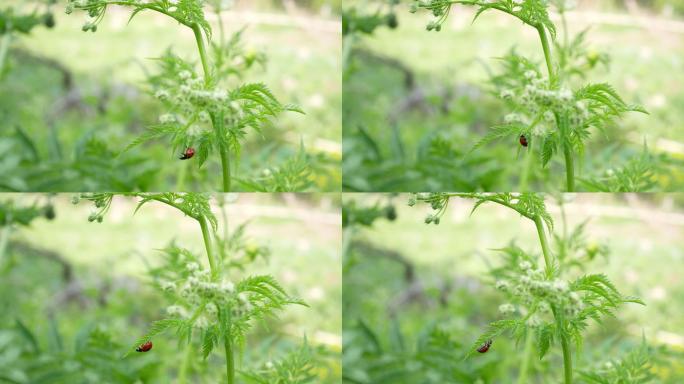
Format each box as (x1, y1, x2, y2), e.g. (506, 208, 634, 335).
(533, 216, 552, 273)
(212, 110, 232, 192)
(224, 335, 235, 384)
(191, 24, 232, 192)
(534, 215, 573, 384)
(563, 144, 575, 192)
(560, 332, 573, 384)
(536, 26, 555, 84)
(192, 24, 211, 84)
(198, 215, 218, 278)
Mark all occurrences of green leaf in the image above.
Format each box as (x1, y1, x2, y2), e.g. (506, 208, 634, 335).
(463, 319, 519, 360)
(536, 324, 554, 360)
(541, 134, 557, 167)
(469, 124, 524, 154)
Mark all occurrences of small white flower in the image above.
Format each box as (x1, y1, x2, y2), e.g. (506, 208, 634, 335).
(558, 88, 573, 101)
(495, 280, 510, 291)
(154, 89, 170, 100)
(212, 89, 228, 102)
(553, 279, 569, 293)
(544, 110, 555, 122)
(238, 292, 249, 304)
(186, 262, 199, 272)
(198, 110, 211, 122)
(179, 70, 192, 80)
(220, 281, 235, 294)
(526, 315, 542, 327)
(499, 303, 516, 315)
(519, 260, 532, 271)
(206, 302, 217, 315)
(159, 114, 176, 124)
(160, 281, 176, 292)
(500, 89, 515, 100)
(524, 70, 537, 80)
(167, 305, 186, 317)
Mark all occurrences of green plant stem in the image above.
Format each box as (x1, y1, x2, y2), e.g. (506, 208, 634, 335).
(190, 25, 232, 192)
(563, 144, 575, 192)
(199, 214, 234, 384)
(178, 341, 193, 384)
(224, 335, 235, 384)
(175, 160, 188, 191)
(537, 25, 576, 192)
(534, 215, 573, 384)
(536, 26, 555, 84)
(213, 110, 232, 192)
(0, 33, 11, 79)
(519, 138, 535, 191)
(198, 215, 218, 278)
(560, 331, 573, 384)
(191, 24, 211, 84)
(533, 216, 552, 273)
(516, 330, 534, 384)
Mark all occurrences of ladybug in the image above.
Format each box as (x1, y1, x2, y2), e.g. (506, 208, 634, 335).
(136, 341, 153, 352)
(179, 147, 195, 160)
(519, 135, 529, 147)
(477, 339, 493, 353)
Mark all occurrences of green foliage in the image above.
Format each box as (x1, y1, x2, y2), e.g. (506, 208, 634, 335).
(578, 144, 662, 192)
(0, 199, 53, 227)
(66, 0, 211, 35)
(72, 193, 310, 382)
(411, 0, 556, 36)
(342, 199, 397, 228)
(343, 318, 497, 383)
(0, 320, 159, 383)
(66, 0, 307, 192)
(240, 337, 319, 384)
(410, 0, 650, 192)
(342, 1, 400, 36)
(410, 193, 647, 383)
(411, 192, 553, 231)
(578, 337, 656, 384)
(0, 6, 54, 36)
(0, 125, 160, 192)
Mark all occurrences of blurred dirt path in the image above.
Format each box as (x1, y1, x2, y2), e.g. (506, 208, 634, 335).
(206, 11, 340, 34)
(553, 11, 684, 34)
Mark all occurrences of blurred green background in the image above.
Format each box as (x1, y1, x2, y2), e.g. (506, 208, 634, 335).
(342, 0, 684, 192)
(0, 193, 341, 382)
(342, 193, 684, 382)
(0, 0, 341, 192)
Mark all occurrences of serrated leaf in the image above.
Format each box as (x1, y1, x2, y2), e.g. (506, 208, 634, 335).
(469, 124, 524, 154)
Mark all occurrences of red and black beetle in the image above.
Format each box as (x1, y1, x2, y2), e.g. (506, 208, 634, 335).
(179, 147, 195, 160)
(477, 339, 493, 353)
(519, 135, 529, 147)
(136, 341, 153, 352)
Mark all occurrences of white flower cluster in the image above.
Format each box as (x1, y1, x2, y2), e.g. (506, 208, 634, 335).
(498, 70, 591, 136)
(495, 260, 586, 325)
(152, 69, 241, 131)
(155, 260, 246, 328)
